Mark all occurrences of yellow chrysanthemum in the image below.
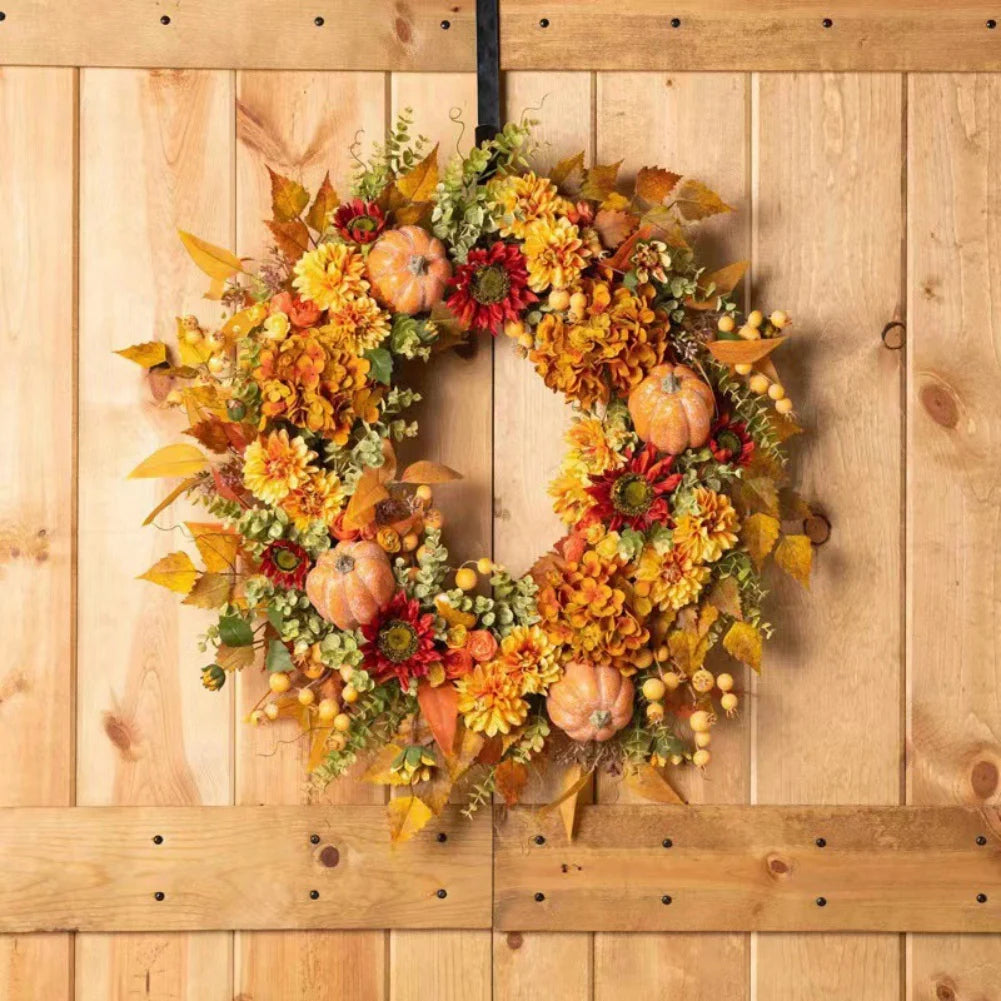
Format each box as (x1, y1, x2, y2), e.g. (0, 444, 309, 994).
(523, 217, 587, 292)
(456, 661, 529, 736)
(281, 469, 346, 531)
(548, 463, 593, 527)
(491, 171, 571, 240)
(243, 429, 316, 505)
(319, 293, 390, 354)
(292, 242, 369, 310)
(564, 417, 623, 476)
(635, 545, 711, 613)
(498, 624, 561, 695)
(673, 488, 740, 564)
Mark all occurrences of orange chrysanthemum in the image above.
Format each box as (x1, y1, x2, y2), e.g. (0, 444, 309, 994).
(523, 217, 588, 292)
(281, 469, 346, 531)
(498, 624, 561, 695)
(635, 545, 710, 613)
(319, 292, 390, 354)
(491, 171, 571, 240)
(292, 242, 369, 310)
(673, 488, 740, 564)
(456, 661, 529, 736)
(242, 429, 316, 505)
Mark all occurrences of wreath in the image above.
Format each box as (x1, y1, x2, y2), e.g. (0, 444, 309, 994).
(121, 113, 816, 841)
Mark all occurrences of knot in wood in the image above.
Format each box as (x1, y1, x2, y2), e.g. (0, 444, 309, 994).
(919, 381, 959, 429)
(765, 852, 794, 880)
(318, 845, 340, 868)
(970, 758, 999, 799)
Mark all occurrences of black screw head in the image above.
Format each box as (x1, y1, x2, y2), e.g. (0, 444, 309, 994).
(815, 837, 827, 848)
(670, 17, 681, 28)
(436, 832, 448, 843)
(539, 18, 550, 28)
(988, 19, 998, 29)
(160, 15, 171, 25)
(977, 835, 988, 846)
(310, 833, 320, 845)
(661, 894, 673, 905)
(152, 834, 164, 845)
(440, 19, 451, 29)
(533, 834, 546, 845)
(822, 17, 833, 28)
(309, 889, 320, 900)
(314, 16, 324, 26)
(978, 893, 988, 903)
(436, 888, 448, 899)
(154, 891, 165, 901)
(662, 838, 673, 848)
(534, 892, 545, 902)
(0, 12, 6, 22)
(816, 896, 828, 907)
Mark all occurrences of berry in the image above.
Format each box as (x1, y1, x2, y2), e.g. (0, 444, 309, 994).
(775, 398, 794, 415)
(716, 673, 734, 693)
(646, 702, 665, 723)
(317, 699, 338, 723)
(402, 533, 420, 552)
(476, 557, 494, 575)
(770, 310, 789, 328)
(329, 732, 347, 751)
(689, 710, 712, 733)
(269, 672, 291, 694)
(721, 692, 739, 714)
(415, 484, 433, 503)
(264, 702, 279, 721)
(633, 647, 654, 670)
(693, 748, 711, 768)
(342, 684, 359, 704)
(691, 669, 714, 693)
(734, 362, 753, 376)
(642, 677, 667, 701)
(663, 672, 682, 691)
(455, 567, 478, 591)
(207, 355, 226, 376)
(717, 314, 735, 333)
(768, 383, 786, 401)
(737, 325, 759, 341)
(548, 289, 570, 311)
(747, 310, 763, 328)
(298, 688, 315, 706)
(749, 373, 770, 395)
(694, 730, 712, 749)
(333, 713, 351, 733)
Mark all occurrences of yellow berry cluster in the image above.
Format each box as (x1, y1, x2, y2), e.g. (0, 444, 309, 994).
(718, 309, 795, 416)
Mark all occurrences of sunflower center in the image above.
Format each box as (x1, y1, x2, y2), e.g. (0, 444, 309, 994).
(611, 473, 654, 516)
(378, 620, 419, 662)
(470, 264, 511, 304)
(716, 429, 741, 457)
(274, 547, 302, 572)
(351, 215, 377, 233)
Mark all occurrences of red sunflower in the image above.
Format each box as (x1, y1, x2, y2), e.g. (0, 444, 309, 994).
(710, 414, 755, 467)
(360, 591, 439, 686)
(581, 443, 682, 532)
(260, 540, 310, 590)
(446, 241, 537, 335)
(333, 198, 386, 245)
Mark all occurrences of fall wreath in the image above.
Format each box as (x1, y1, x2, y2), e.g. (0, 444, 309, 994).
(122, 114, 815, 841)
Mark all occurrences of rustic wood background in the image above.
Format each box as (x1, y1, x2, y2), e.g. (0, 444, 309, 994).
(1, 64, 999, 1000)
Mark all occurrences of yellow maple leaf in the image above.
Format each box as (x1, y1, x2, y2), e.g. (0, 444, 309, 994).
(186, 522, 240, 573)
(267, 167, 309, 222)
(581, 161, 622, 203)
(306, 172, 339, 232)
(742, 512, 781, 565)
(115, 341, 167, 368)
(395, 144, 439, 203)
(128, 443, 208, 479)
(138, 551, 197, 595)
(178, 230, 243, 281)
(181, 572, 233, 608)
(774, 534, 812, 588)
(387, 794, 434, 844)
(723, 621, 762, 672)
(363, 743, 407, 785)
(675, 179, 733, 221)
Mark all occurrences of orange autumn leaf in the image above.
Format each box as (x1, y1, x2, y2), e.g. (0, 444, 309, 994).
(307, 725, 336, 773)
(399, 460, 462, 484)
(675, 179, 733, 221)
(341, 464, 392, 530)
(186, 522, 241, 573)
(623, 762, 686, 804)
(708, 336, 786, 366)
(593, 208, 639, 250)
(267, 167, 309, 223)
(494, 759, 529, 806)
(549, 150, 585, 195)
(306, 172, 339, 232)
(266, 219, 310, 265)
(417, 680, 459, 755)
(685, 260, 749, 310)
(115, 341, 167, 368)
(741, 512, 781, 566)
(634, 166, 681, 205)
(581, 160, 622, 203)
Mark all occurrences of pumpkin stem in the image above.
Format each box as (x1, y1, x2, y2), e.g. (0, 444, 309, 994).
(333, 553, 356, 574)
(660, 372, 681, 394)
(407, 254, 429, 277)
(589, 709, 612, 730)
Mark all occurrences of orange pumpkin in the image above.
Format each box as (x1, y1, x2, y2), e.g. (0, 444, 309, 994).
(366, 225, 452, 314)
(546, 661, 635, 742)
(305, 540, 395, 631)
(628, 363, 715, 455)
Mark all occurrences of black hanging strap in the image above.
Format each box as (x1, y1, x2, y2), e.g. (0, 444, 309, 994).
(474, 0, 501, 146)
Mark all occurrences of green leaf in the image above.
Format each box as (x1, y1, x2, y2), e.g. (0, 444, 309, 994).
(266, 638, 294, 673)
(218, 614, 254, 648)
(266, 605, 285, 634)
(364, 347, 393, 385)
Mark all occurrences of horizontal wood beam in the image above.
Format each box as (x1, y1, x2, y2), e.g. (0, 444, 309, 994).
(494, 805, 1001, 932)
(0, 805, 492, 932)
(1, 1, 1001, 70)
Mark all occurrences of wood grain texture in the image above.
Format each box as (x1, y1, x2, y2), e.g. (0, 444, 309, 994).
(233, 70, 390, 1001)
(592, 71, 752, 1001)
(0, 806, 492, 932)
(77, 67, 235, 1001)
(0, 65, 76, 1001)
(907, 73, 1001, 1001)
(751, 73, 904, 1000)
(494, 805, 1001, 933)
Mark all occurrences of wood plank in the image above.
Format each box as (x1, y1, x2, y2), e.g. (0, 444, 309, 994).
(6, 1, 1001, 72)
(491, 69, 595, 1001)
(591, 70, 752, 1001)
(387, 71, 494, 1001)
(494, 805, 1001, 933)
(907, 72, 1001, 1001)
(232, 69, 390, 1001)
(0, 806, 492, 932)
(0, 65, 76, 1001)
(76, 67, 235, 1001)
(751, 73, 904, 1000)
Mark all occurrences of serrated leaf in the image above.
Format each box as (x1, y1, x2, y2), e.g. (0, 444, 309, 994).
(417, 680, 458, 755)
(128, 443, 208, 479)
(494, 759, 528, 806)
(399, 460, 462, 484)
(675, 179, 733, 221)
(267, 167, 310, 223)
(216, 643, 255, 672)
(266, 219, 310, 265)
(142, 476, 199, 526)
(396, 143, 439, 203)
(734, 476, 780, 518)
(341, 467, 390, 531)
(115, 341, 168, 368)
(581, 161, 622, 203)
(634, 166, 682, 205)
(623, 762, 686, 804)
(549, 150, 585, 195)
(139, 551, 197, 595)
(305, 172, 339, 232)
(219, 614, 254, 648)
(266, 638, 294, 673)
(182, 572, 233, 608)
(707, 575, 743, 621)
(709, 336, 786, 365)
(364, 347, 393, 385)
(723, 621, 762, 672)
(685, 260, 749, 310)
(742, 512, 781, 566)
(184, 418, 243, 455)
(593, 208, 638, 250)
(774, 534, 812, 588)
(307, 725, 336, 773)
(387, 794, 434, 844)
(186, 522, 240, 573)
(178, 230, 243, 281)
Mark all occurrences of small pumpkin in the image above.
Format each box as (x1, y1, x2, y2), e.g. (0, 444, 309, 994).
(628, 363, 715, 455)
(305, 540, 395, 631)
(546, 661, 635, 743)
(366, 225, 452, 314)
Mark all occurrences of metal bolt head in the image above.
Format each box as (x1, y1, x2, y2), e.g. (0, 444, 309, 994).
(152, 834, 163, 845)
(822, 17, 833, 28)
(310, 889, 320, 900)
(0, 12, 6, 22)
(661, 894, 673, 905)
(310, 834, 320, 845)
(436, 832, 448, 843)
(533, 834, 546, 845)
(154, 891, 165, 901)
(815, 837, 827, 848)
(816, 896, 827, 907)
(662, 838, 673, 848)
(977, 835, 988, 846)
(314, 16, 324, 26)
(670, 17, 681, 27)
(534, 892, 545, 902)
(440, 19, 451, 30)
(978, 893, 988, 903)
(539, 18, 550, 28)
(436, 888, 447, 899)
(160, 15, 170, 25)
(988, 19, 998, 29)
